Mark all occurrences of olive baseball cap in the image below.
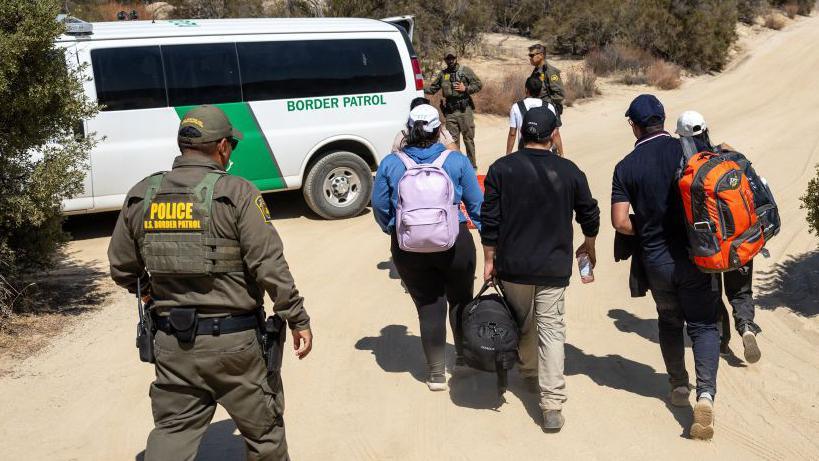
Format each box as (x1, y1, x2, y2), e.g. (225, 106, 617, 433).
(178, 105, 244, 146)
(444, 48, 458, 58)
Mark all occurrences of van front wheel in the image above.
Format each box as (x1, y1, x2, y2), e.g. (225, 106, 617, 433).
(303, 151, 372, 219)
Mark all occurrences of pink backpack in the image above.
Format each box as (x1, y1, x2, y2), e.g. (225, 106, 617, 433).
(395, 150, 460, 253)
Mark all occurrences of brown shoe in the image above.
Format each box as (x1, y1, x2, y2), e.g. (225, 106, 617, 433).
(690, 395, 715, 440)
(542, 410, 564, 433)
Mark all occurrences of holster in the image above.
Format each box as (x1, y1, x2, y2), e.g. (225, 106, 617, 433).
(262, 315, 287, 373)
(136, 310, 155, 363)
(169, 308, 198, 344)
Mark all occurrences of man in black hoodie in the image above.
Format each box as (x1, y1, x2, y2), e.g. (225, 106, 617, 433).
(480, 106, 600, 432)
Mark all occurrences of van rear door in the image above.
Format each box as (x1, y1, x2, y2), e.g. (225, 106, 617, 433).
(381, 16, 414, 40)
(61, 42, 95, 213)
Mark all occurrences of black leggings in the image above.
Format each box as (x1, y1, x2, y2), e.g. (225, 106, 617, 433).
(391, 223, 476, 378)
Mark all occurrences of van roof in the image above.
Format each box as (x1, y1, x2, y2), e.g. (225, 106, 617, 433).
(57, 18, 400, 43)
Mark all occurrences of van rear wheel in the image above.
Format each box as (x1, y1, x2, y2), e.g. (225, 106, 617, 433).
(303, 151, 372, 219)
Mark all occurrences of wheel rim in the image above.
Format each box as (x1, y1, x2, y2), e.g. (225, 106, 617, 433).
(322, 167, 361, 208)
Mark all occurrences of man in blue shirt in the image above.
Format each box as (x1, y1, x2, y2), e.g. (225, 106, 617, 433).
(611, 95, 720, 440)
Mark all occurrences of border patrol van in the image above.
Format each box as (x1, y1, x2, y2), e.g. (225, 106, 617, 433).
(58, 16, 421, 219)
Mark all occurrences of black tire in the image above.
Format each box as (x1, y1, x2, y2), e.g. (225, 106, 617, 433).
(302, 151, 373, 220)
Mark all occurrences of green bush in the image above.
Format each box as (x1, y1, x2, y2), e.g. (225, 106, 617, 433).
(0, 0, 97, 278)
(737, 0, 767, 23)
(769, 0, 816, 15)
(801, 165, 819, 237)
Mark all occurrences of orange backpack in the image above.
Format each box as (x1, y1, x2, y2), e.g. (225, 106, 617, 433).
(678, 151, 764, 272)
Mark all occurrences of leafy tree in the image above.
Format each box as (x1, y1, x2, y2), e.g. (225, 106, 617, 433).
(0, 0, 97, 277)
(801, 165, 819, 237)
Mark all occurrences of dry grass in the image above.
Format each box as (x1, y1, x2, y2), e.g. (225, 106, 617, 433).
(586, 44, 681, 90)
(75, 1, 152, 22)
(646, 61, 682, 90)
(586, 44, 654, 77)
(564, 69, 600, 107)
(764, 13, 787, 29)
(472, 72, 528, 116)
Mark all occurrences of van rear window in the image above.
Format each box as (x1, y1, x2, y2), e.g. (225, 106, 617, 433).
(91, 46, 166, 111)
(237, 39, 406, 101)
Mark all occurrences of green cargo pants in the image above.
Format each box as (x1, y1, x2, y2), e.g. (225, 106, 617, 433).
(445, 108, 477, 169)
(145, 329, 288, 461)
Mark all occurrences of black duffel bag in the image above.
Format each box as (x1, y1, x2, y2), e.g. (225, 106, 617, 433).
(458, 280, 520, 399)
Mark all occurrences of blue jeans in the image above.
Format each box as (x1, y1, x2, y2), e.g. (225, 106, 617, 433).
(645, 259, 721, 398)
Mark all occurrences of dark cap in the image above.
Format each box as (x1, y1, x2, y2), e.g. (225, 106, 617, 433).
(178, 105, 244, 146)
(625, 94, 665, 127)
(522, 105, 558, 141)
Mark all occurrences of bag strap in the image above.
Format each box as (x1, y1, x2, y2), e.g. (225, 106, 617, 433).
(431, 150, 452, 169)
(517, 100, 528, 119)
(192, 171, 225, 232)
(142, 172, 166, 215)
(395, 151, 419, 170)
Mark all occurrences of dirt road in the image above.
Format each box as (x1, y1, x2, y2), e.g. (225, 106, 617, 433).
(2, 16, 818, 461)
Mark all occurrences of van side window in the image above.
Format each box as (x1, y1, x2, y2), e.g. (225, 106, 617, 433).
(237, 39, 405, 101)
(91, 46, 167, 111)
(162, 43, 242, 106)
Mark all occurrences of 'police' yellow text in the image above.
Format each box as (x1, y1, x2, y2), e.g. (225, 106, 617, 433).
(150, 202, 193, 220)
(144, 202, 202, 231)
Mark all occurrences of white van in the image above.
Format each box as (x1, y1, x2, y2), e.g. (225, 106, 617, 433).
(57, 16, 422, 219)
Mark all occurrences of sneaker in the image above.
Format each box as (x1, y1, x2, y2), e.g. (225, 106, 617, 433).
(740, 325, 761, 364)
(426, 373, 448, 392)
(670, 386, 691, 407)
(690, 394, 715, 440)
(541, 409, 565, 433)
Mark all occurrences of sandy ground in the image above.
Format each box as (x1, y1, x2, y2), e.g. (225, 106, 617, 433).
(2, 15, 819, 461)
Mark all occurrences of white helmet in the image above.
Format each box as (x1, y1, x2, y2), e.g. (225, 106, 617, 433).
(676, 110, 707, 137)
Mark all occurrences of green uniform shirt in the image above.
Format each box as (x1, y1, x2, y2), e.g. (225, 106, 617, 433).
(108, 154, 310, 331)
(531, 63, 565, 108)
(425, 64, 483, 102)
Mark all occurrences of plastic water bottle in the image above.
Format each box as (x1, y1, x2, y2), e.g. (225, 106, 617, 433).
(577, 253, 594, 284)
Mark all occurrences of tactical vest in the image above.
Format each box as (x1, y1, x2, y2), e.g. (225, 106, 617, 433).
(140, 171, 244, 277)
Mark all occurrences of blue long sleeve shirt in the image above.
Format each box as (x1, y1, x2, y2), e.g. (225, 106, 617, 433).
(372, 143, 482, 234)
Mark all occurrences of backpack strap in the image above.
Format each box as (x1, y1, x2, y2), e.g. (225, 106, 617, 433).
(395, 151, 419, 170)
(516, 100, 528, 119)
(431, 150, 452, 169)
(192, 172, 225, 228)
(142, 172, 167, 215)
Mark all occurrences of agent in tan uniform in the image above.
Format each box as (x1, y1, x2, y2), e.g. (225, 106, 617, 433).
(108, 105, 313, 461)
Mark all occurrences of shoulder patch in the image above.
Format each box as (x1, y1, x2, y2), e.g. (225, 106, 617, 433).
(255, 196, 273, 224)
(551, 74, 560, 82)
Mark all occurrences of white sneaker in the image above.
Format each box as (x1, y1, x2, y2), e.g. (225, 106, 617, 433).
(691, 394, 715, 440)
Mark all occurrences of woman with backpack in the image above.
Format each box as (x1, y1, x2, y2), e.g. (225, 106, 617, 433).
(372, 104, 483, 391)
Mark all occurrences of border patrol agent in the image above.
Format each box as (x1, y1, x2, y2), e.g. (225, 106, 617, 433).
(528, 43, 565, 116)
(425, 48, 483, 169)
(108, 105, 313, 461)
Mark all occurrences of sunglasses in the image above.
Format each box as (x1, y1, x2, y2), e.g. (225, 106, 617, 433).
(528, 53, 542, 58)
(227, 137, 239, 150)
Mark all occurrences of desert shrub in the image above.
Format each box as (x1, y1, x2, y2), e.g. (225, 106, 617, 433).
(472, 72, 527, 116)
(533, 0, 629, 56)
(737, 0, 767, 24)
(801, 165, 819, 237)
(783, 2, 799, 18)
(619, 70, 649, 86)
(564, 69, 600, 107)
(769, 0, 815, 15)
(0, 0, 98, 315)
(585, 44, 654, 76)
(65, 1, 151, 21)
(764, 12, 787, 29)
(646, 60, 682, 89)
(491, 0, 543, 34)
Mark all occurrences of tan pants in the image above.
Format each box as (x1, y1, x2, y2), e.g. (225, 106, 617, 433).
(502, 281, 567, 411)
(146, 329, 288, 461)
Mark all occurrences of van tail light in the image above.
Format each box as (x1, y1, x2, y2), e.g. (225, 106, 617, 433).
(411, 57, 424, 91)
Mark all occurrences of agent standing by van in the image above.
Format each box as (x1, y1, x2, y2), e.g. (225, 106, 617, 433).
(528, 44, 565, 115)
(482, 106, 599, 432)
(611, 95, 720, 440)
(372, 104, 483, 391)
(425, 48, 483, 170)
(108, 106, 313, 461)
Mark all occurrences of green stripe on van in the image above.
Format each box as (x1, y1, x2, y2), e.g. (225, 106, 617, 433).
(174, 102, 286, 191)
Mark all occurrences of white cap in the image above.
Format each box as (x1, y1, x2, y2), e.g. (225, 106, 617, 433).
(407, 104, 442, 133)
(676, 110, 707, 137)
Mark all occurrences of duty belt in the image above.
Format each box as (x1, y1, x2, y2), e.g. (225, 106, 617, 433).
(154, 311, 259, 336)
